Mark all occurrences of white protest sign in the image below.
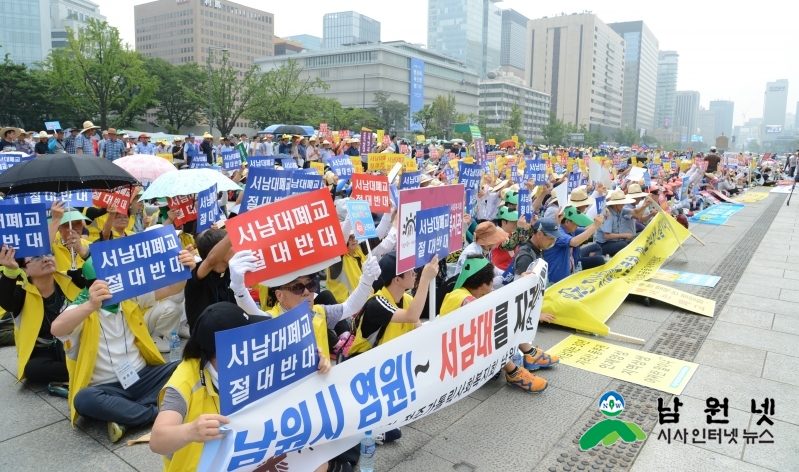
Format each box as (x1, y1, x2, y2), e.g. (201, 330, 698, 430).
(554, 181, 569, 209)
(628, 166, 645, 182)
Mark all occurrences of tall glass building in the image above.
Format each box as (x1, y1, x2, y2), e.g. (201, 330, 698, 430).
(499, 8, 527, 80)
(608, 21, 659, 134)
(0, 0, 51, 65)
(322, 11, 380, 49)
(655, 51, 679, 130)
(428, 0, 500, 78)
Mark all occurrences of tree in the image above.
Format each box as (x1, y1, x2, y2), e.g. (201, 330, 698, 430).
(431, 94, 458, 139)
(372, 91, 409, 132)
(45, 19, 156, 129)
(411, 104, 436, 135)
(746, 140, 761, 153)
(143, 58, 206, 134)
(580, 125, 606, 148)
(612, 126, 641, 146)
(507, 103, 523, 139)
(540, 112, 566, 146)
(207, 51, 271, 137)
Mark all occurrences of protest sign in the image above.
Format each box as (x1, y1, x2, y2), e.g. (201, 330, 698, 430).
(708, 189, 739, 204)
(167, 195, 197, 226)
(567, 172, 581, 193)
(44, 121, 62, 131)
(359, 129, 374, 157)
(414, 205, 450, 268)
(236, 142, 247, 162)
(397, 185, 464, 274)
(465, 188, 477, 217)
(280, 158, 299, 170)
(474, 137, 486, 164)
(631, 281, 715, 317)
(548, 335, 697, 395)
(328, 156, 354, 179)
(290, 173, 324, 196)
(216, 303, 318, 416)
(92, 187, 131, 214)
(688, 203, 744, 225)
(222, 151, 241, 172)
(240, 167, 294, 213)
(189, 158, 210, 169)
(404, 158, 419, 172)
(349, 156, 364, 174)
(92, 225, 190, 306)
(16, 190, 92, 209)
(458, 162, 482, 191)
(367, 153, 386, 171)
(554, 182, 568, 209)
(310, 162, 325, 175)
(385, 154, 405, 172)
(198, 261, 546, 472)
(350, 174, 390, 213)
(247, 156, 275, 168)
(444, 167, 455, 183)
(227, 188, 347, 286)
(346, 200, 377, 241)
(525, 159, 547, 185)
(196, 184, 219, 233)
(0, 203, 49, 257)
(733, 191, 769, 203)
(518, 189, 532, 221)
(400, 143, 408, 155)
(0, 153, 34, 174)
(400, 171, 421, 190)
(542, 212, 692, 336)
(649, 269, 720, 288)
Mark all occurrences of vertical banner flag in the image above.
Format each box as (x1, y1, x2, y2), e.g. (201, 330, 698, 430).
(329, 156, 354, 179)
(474, 138, 486, 164)
(241, 167, 294, 213)
(196, 184, 219, 233)
(465, 188, 477, 217)
(518, 189, 532, 221)
(92, 225, 191, 306)
(346, 200, 378, 241)
(235, 142, 247, 162)
(409, 58, 425, 131)
(290, 172, 324, 196)
(222, 151, 242, 172)
(247, 156, 275, 168)
(0, 203, 49, 257)
(216, 303, 318, 416)
(458, 162, 483, 191)
(400, 171, 421, 190)
(359, 129, 373, 157)
(227, 188, 347, 286)
(350, 174, 391, 213)
(397, 185, 465, 274)
(167, 195, 198, 226)
(92, 187, 132, 214)
(414, 205, 450, 268)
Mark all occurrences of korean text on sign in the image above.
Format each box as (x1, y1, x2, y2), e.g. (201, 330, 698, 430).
(350, 174, 391, 213)
(247, 156, 275, 168)
(458, 163, 483, 191)
(92, 225, 191, 306)
(329, 157, 354, 179)
(196, 184, 219, 233)
(241, 167, 294, 213)
(290, 174, 324, 196)
(400, 171, 421, 190)
(92, 187, 131, 214)
(228, 187, 348, 286)
(167, 195, 197, 226)
(346, 200, 377, 241)
(217, 303, 318, 415)
(518, 189, 532, 221)
(0, 203, 49, 258)
(222, 151, 242, 172)
(525, 159, 547, 185)
(414, 205, 450, 268)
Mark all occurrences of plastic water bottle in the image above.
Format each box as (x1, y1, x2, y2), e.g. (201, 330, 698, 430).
(169, 331, 181, 362)
(512, 349, 523, 367)
(360, 431, 376, 472)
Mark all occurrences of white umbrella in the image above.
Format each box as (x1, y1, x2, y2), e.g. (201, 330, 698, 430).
(140, 168, 241, 199)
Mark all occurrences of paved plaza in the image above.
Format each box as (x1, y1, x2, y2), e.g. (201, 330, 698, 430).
(1, 191, 798, 472)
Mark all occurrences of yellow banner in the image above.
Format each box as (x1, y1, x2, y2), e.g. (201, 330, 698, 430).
(548, 335, 698, 395)
(156, 153, 173, 162)
(630, 281, 714, 317)
(385, 153, 405, 171)
(543, 212, 692, 336)
(404, 158, 419, 172)
(367, 153, 386, 171)
(488, 138, 496, 145)
(733, 192, 769, 203)
(310, 162, 325, 175)
(376, 130, 384, 144)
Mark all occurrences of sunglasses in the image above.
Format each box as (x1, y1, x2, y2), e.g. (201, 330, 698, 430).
(26, 254, 54, 263)
(279, 279, 318, 295)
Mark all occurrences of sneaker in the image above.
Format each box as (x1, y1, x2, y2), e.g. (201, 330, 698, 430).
(375, 428, 402, 445)
(47, 382, 69, 398)
(178, 320, 191, 339)
(523, 348, 560, 371)
(107, 422, 127, 443)
(505, 368, 547, 393)
(153, 335, 171, 353)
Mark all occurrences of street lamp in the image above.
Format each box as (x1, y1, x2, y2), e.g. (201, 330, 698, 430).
(362, 73, 380, 129)
(207, 46, 229, 135)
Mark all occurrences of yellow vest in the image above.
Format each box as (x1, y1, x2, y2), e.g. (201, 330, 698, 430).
(439, 287, 473, 317)
(87, 213, 135, 242)
(256, 284, 270, 311)
(265, 303, 330, 360)
(348, 287, 415, 356)
(13, 273, 81, 382)
(65, 299, 165, 425)
(178, 232, 195, 250)
(52, 234, 90, 273)
(326, 249, 366, 303)
(158, 358, 219, 472)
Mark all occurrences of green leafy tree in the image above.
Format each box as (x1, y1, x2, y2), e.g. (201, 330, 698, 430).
(580, 125, 606, 148)
(143, 58, 206, 134)
(208, 51, 270, 137)
(411, 103, 436, 135)
(746, 140, 761, 152)
(44, 19, 156, 128)
(612, 126, 641, 147)
(372, 91, 409, 132)
(246, 58, 328, 129)
(540, 112, 566, 146)
(431, 94, 458, 139)
(506, 103, 523, 139)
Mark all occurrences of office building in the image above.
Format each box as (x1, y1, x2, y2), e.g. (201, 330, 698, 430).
(479, 72, 551, 139)
(285, 34, 321, 51)
(1, 0, 50, 65)
(709, 100, 734, 138)
(254, 41, 479, 133)
(654, 50, 678, 129)
(50, 0, 106, 49)
(428, 0, 501, 77)
(674, 91, 700, 138)
(322, 11, 380, 49)
(696, 108, 717, 144)
(134, 0, 274, 69)
(796, 102, 799, 130)
(761, 79, 788, 144)
(608, 21, 659, 135)
(500, 9, 528, 81)
(274, 37, 302, 55)
(526, 13, 626, 134)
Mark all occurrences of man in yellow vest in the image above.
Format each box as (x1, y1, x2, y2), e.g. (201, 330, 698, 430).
(50, 248, 197, 443)
(47, 201, 91, 273)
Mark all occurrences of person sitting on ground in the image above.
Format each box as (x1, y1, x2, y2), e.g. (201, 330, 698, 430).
(441, 255, 558, 393)
(543, 207, 605, 284)
(150, 302, 332, 472)
(594, 190, 647, 257)
(0, 246, 86, 393)
(454, 222, 508, 286)
(50, 248, 196, 443)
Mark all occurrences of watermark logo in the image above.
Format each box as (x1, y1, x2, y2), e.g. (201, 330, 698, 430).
(579, 391, 647, 451)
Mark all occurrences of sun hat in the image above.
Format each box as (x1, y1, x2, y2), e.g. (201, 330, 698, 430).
(59, 211, 91, 225)
(625, 183, 648, 199)
(203, 132, 213, 139)
(562, 206, 594, 227)
(492, 180, 509, 193)
(80, 121, 100, 133)
(606, 189, 636, 206)
(474, 222, 508, 246)
(38, 130, 51, 139)
(567, 187, 596, 208)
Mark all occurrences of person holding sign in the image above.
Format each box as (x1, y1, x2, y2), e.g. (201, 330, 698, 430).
(543, 207, 605, 284)
(50, 248, 197, 443)
(48, 202, 92, 273)
(150, 302, 332, 472)
(595, 190, 647, 257)
(99, 203, 136, 241)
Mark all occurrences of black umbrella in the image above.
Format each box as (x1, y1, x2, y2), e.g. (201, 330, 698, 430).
(0, 153, 139, 195)
(271, 125, 310, 136)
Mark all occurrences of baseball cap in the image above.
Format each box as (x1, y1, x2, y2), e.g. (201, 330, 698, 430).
(187, 133, 195, 138)
(532, 217, 561, 238)
(497, 207, 518, 222)
(504, 190, 519, 205)
(374, 252, 399, 290)
(562, 206, 594, 227)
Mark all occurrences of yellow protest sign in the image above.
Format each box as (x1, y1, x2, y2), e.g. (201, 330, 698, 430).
(449, 159, 459, 169)
(663, 161, 672, 173)
(310, 162, 325, 175)
(353, 162, 364, 173)
(349, 156, 362, 168)
(404, 158, 419, 172)
(376, 129, 384, 144)
(511, 135, 518, 144)
(416, 135, 425, 142)
(367, 153, 386, 171)
(543, 212, 692, 336)
(156, 153, 173, 162)
(733, 192, 769, 203)
(548, 335, 698, 395)
(631, 281, 715, 317)
(488, 138, 496, 145)
(385, 153, 405, 171)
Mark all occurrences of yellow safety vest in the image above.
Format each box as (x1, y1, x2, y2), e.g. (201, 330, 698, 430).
(87, 213, 135, 242)
(439, 287, 474, 317)
(158, 358, 219, 472)
(13, 273, 81, 382)
(52, 234, 91, 273)
(265, 303, 330, 360)
(65, 299, 165, 425)
(348, 287, 415, 356)
(326, 249, 366, 303)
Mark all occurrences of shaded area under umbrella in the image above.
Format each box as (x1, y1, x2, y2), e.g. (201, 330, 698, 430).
(0, 153, 139, 195)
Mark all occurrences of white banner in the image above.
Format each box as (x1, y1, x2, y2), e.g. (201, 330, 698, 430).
(198, 260, 548, 471)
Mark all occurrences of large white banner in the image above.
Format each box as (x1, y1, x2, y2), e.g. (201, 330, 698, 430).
(197, 260, 548, 472)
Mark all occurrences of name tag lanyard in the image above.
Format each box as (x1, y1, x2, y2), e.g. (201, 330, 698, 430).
(100, 313, 140, 389)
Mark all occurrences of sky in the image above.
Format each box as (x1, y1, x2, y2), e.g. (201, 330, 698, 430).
(99, 0, 799, 128)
